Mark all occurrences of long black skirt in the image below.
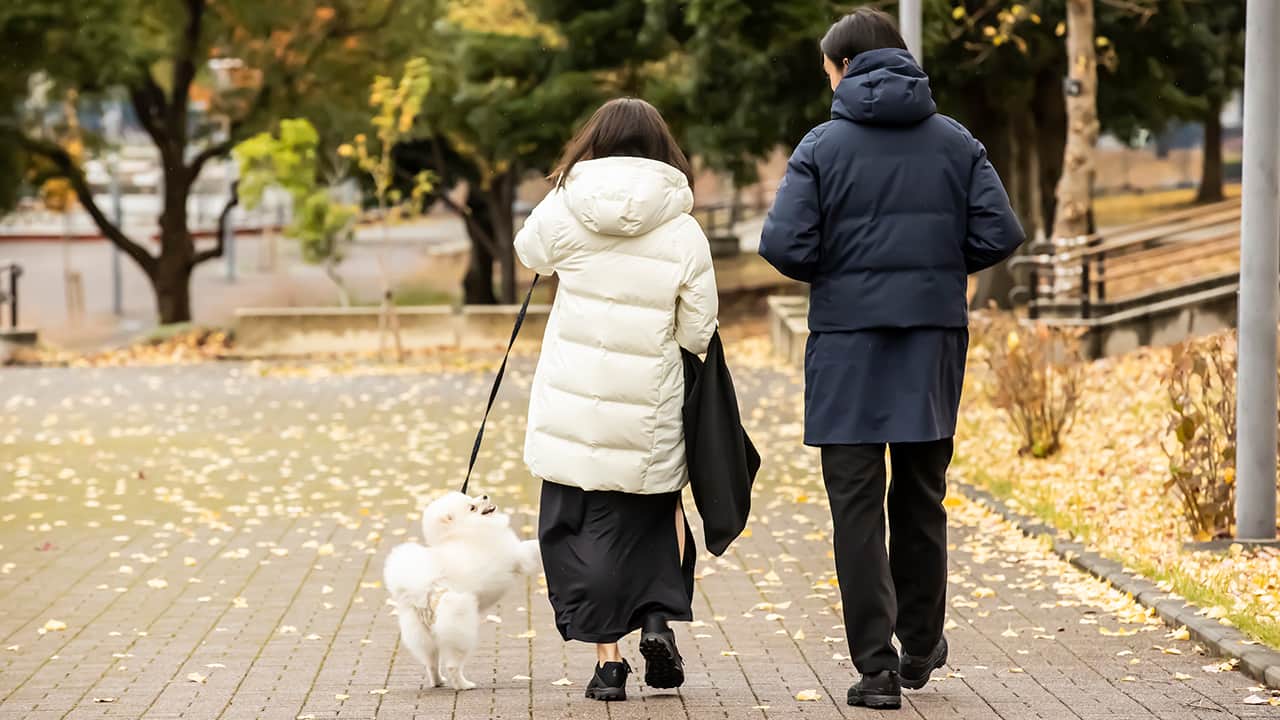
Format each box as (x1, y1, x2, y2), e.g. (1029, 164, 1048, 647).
(538, 480, 696, 644)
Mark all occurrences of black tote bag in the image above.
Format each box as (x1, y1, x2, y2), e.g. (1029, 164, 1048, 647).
(681, 331, 761, 556)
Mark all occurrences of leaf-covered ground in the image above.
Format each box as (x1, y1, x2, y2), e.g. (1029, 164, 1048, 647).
(1, 341, 1276, 718)
(956, 342, 1280, 650)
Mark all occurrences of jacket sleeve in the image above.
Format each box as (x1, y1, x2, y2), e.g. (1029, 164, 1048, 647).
(759, 128, 823, 282)
(964, 141, 1026, 274)
(514, 192, 560, 275)
(676, 219, 719, 354)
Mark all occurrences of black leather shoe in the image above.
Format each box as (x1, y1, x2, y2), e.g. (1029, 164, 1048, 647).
(900, 636, 948, 690)
(585, 660, 630, 701)
(639, 615, 685, 689)
(848, 670, 902, 709)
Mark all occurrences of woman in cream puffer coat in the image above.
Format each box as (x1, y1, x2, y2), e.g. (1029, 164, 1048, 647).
(515, 98, 717, 701)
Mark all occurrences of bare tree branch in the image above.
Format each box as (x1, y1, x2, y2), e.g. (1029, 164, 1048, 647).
(10, 131, 157, 275)
(206, 0, 405, 170)
(1100, 0, 1159, 21)
(426, 136, 501, 256)
(193, 181, 239, 266)
(187, 137, 235, 189)
(437, 189, 500, 256)
(169, 0, 206, 144)
(128, 68, 169, 149)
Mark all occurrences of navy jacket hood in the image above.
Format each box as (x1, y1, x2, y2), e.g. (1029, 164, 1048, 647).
(831, 48, 936, 126)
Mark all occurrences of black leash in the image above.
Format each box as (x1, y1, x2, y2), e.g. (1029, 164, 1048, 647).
(461, 275, 540, 495)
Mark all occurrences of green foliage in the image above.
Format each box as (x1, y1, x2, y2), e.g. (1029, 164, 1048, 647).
(677, 0, 833, 182)
(0, 0, 440, 322)
(293, 189, 357, 265)
(1094, 0, 1243, 142)
(414, 4, 607, 186)
(232, 118, 356, 271)
(922, 0, 1244, 141)
(234, 119, 320, 209)
(354, 57, 433, 207)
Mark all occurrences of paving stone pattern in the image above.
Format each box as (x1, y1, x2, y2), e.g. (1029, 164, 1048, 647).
(1, 362, 1275, 719)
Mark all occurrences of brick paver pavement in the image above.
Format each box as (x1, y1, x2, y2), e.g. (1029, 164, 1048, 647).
(2, 357, 1275, 719)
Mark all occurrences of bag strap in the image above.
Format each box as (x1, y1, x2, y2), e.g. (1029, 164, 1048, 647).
(461, 274, 540, 495)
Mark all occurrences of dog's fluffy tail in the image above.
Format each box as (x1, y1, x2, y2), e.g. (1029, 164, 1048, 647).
(384, 542, 436, 608)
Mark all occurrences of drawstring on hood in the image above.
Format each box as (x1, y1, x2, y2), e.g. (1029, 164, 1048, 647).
(831, 48, 936, 127)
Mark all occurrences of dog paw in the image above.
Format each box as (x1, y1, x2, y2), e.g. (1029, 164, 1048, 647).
(452, 678, 477, 691)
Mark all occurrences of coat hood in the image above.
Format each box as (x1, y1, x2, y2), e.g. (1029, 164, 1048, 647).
(562, 156, 694, 237)
(831, 48, 936, 127)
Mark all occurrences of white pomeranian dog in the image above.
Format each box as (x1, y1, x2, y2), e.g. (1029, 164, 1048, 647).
(384, 491, 541, 690)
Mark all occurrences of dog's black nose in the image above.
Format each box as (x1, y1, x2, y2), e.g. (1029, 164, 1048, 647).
(481, 495, 489, 501)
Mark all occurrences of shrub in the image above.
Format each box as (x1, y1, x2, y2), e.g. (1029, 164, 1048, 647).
(981, 314, 1085, 458)
(1163, 331, 1280, 541)
(1162, 334, 1237, 540)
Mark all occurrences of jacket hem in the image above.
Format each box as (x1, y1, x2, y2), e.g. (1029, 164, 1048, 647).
(804, 431, 956, 447)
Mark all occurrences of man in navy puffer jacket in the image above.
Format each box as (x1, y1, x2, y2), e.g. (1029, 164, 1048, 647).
(759, 8, 1024, 711)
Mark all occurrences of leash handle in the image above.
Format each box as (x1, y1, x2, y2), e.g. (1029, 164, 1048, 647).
(462, 275, 540, 495)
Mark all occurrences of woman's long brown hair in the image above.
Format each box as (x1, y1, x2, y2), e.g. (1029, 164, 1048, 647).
(552, 98, 694, 189)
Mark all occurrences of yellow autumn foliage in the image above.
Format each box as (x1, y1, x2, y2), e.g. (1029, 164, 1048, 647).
(446, 0, 563, 48)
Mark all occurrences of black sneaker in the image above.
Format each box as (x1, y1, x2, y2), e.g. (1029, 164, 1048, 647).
(847, 670, 902, 709)
(584, 660, 630, 702)
(900, 636, 948, 690)
(639, 616, 685, 689)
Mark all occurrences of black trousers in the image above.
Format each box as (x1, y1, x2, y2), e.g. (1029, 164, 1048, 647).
(820, 439, 952, 675)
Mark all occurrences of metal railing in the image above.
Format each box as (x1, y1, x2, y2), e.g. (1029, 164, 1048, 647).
(0, 262, 20, 329)
(1013, 199, 1243, 320)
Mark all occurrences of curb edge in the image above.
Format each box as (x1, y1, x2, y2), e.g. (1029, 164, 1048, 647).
(952, 480, 1280, 690)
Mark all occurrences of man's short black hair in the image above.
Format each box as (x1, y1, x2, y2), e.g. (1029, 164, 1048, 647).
(820, 8, 908, 67)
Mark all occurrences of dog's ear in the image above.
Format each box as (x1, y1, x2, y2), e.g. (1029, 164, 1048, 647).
(437, 512, 453, 525)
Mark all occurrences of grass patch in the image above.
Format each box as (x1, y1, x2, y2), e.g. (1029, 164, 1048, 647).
(961, 458, 1280, 651)
(143, 322, 203, 343)
(1128, 558, 1280, 651)
(358, 281, 557, 308)
(1094, 183, 1241, 227)
(964, 462, 1098, 542)
(356, 286, 457, 307)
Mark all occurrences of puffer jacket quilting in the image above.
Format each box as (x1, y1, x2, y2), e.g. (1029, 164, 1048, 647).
(515, 156, 719, 494)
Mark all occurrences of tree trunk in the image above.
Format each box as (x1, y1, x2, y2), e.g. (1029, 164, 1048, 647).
(967, 103, 1021, 309)
(151, 257, 194, 325)
(462, 185, 499, 305)
(482, 171, 518, 304)
(154, 163, 196, 324)
(324, 258, 351, 307)
(1034, 66, 1068, 234)
(974, 120, 1022, 309)
(1196, 99, 1225, 204)
(1051, 0, 1099, 243)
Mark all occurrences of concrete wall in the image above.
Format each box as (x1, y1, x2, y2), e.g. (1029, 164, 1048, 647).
(235, 305, 550, 357)
(766, 295, 809, 366)
(237, 252, 801, 359)
(1091, 285, 1239, 357)
(767, 284, 1246, 367)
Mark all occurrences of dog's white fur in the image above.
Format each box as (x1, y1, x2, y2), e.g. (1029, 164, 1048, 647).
(384, 491, 540, 690)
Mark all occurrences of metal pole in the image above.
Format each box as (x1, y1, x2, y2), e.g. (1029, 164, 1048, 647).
(109, 153, 124, 316)
(900, 0, 923, 68)
(1235, 0, 1280, 542)
(104, 102, 125, 317)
